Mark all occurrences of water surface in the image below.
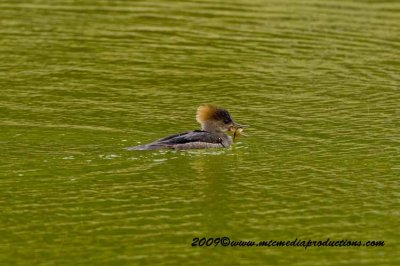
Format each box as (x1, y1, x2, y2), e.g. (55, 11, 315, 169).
(1, 0, 399, 265)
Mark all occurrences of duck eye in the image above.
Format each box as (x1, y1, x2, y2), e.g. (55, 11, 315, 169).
(223, 119, 230, 124)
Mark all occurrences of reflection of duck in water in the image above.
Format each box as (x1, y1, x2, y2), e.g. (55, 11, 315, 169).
(127, 104, 246, 150)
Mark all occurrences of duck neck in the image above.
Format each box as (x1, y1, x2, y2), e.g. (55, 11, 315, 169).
(201, 121, 222, 133)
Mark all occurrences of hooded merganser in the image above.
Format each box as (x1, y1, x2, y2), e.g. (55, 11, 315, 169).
(127, 104, 245, 150)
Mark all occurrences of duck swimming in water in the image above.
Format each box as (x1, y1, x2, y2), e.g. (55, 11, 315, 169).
(127, 104, 245, 150)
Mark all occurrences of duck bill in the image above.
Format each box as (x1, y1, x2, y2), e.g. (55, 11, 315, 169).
(230, 122, 246, 140)
(229, 122, 248, 139)
(230, 122, 247, 131)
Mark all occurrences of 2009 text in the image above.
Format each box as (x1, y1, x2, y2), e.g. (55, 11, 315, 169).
(191, 237, 384, 249)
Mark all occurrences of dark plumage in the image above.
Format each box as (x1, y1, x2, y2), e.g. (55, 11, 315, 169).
(127, 105, 244, 150)
(127, 130, 231, 150)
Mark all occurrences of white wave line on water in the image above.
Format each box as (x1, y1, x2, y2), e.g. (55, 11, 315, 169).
(0, 120, 123, 132)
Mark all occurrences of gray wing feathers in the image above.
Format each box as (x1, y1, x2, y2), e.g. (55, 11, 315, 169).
(127, 131, 225, 150)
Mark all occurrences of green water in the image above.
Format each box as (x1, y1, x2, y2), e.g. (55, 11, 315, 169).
(1, 0, 399, 265)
